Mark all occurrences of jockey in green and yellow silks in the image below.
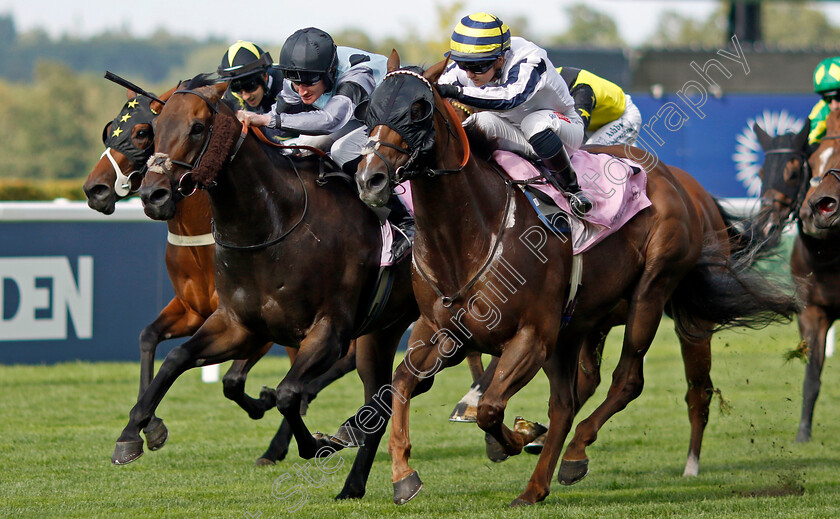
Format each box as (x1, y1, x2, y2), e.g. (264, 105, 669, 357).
(809, 56, 840, 147)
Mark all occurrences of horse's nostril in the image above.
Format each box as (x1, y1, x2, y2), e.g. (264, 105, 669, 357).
(816, 196, 838, 215)
(369, 172, 388, 191)
(87, 184, 111, 201)
(149, 188, 172, 206)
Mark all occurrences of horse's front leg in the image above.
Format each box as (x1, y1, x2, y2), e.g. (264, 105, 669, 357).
(476, 328, 547, 459)
(257, 341, 357, 466)
(221, 342, 274, 419)
(390, 318, 453, 505)
(113, 311, 260, 465)
(274, 320, 348, 460)
(137, 297, 204, 451)
(335, 323, 407, 500)
(512, 343, 581, 507)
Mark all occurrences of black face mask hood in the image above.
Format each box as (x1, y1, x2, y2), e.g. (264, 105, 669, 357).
(102, 95, 158, 168)
(363, 70, 436, 160)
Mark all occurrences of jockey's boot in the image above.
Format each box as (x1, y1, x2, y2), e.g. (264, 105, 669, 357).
(528, 129, 593, 217)
(386, 195, 414, 261)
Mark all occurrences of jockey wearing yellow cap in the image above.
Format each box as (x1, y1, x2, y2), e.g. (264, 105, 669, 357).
(436, 12, 592, 217)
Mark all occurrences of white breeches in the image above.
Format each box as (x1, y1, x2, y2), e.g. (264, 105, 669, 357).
(464, 109, 584, 158)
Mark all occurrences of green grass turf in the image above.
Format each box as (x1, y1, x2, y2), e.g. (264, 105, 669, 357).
(2, 319, 839, 518)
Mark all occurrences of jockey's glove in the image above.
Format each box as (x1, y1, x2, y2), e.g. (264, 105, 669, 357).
(436, 84, 462, 100)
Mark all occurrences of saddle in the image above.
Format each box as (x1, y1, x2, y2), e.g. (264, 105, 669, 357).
(493, 149, 652, 255)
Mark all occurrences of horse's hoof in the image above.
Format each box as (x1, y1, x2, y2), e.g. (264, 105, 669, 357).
(795, 428, 811, 443)
(557, 458, 589, 485)
(255, 457, 276, 466)
(332, 425, 366, 448)
(448, 402, 477, 423)
(485, 432, 510, 463)
(335, 484, 365, 500)
(143, 417, 169, 451)
(112, 440, 144, 465)
(393, 470, 423, 505)
(524, 432, 546, 455)
(509, 498, 534, 507)
(513, 417, 548, 443)
(259, 386, 277, 407)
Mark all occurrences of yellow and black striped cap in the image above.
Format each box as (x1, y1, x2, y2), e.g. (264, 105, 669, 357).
(447, 12, 511, 61)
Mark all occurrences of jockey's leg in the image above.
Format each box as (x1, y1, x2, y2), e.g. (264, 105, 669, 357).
(528, 128, 592, 217)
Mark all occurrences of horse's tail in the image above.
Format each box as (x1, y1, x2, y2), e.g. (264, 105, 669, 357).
(714, 198, 784, 257)
(668, 225, 800, 338)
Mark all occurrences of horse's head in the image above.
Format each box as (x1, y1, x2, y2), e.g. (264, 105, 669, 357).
(801, 108, 840, 236)
(83, 89, 168, 214)
(139, 75, 240, 221)
(752, 122, 811, 242)
(355, 51, 456, 207)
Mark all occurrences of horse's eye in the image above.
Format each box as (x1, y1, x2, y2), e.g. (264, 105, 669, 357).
(190, 122, 205, 136)
(136, 129, 151, 140)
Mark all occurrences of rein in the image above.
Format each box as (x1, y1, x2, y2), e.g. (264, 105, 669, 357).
(165, 88, 310, 251)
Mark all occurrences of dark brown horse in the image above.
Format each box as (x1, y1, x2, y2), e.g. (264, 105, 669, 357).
(787, 110, 840, 442)
(86, 88, 357, 465)
(751, 122, 811, 248)
(354, 54, 797, 506)
(119, 75, 418, 499)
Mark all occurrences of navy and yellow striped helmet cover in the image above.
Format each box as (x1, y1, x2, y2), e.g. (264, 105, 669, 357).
(448, 12, 511, 61)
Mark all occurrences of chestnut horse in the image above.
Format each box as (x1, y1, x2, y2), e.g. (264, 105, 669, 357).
(355, 55, 797, 506)
(781, 110, 840, 442)
(120, 75, 418, 499)
(448, 104, 768, 479)
(86, 89, 357, 464)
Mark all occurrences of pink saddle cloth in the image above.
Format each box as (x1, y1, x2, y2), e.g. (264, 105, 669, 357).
(379, 184, 415, 266)
(493, 149, 651, 254)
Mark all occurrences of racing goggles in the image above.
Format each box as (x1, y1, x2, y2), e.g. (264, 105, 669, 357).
(455, 59, 497, 75)
(822, 90, 840, 104)
(283, 70, 322, 87)
(230, 77, 262, 94)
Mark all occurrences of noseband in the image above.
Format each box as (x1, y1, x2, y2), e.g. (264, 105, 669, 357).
(150, 88, 247, 197)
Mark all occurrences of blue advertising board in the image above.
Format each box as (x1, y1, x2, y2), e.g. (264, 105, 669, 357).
(630, 93, 815, 198)
(0, 202, 177, 364)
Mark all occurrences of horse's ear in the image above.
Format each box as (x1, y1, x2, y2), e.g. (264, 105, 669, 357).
(387, 49, 400, 72)
(424, 59, 447, 84)
(126, 89, 137, 100)
(753, 123, 773, 151)
(214, 82, 228, 97)
(793, 121, 811, 151)
(151, 84, 178, 114)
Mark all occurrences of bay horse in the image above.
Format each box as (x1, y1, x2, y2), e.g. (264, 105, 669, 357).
(86, 88, 357, 465)
(354, 53, 797, 506)
(121, 74, 418, 499)
(780, 109, 840, 443)
(751, 122, 811, 248)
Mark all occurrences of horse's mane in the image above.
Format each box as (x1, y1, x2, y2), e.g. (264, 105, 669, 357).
(183, 73, 218, 90)
(462, 122, 499, 162)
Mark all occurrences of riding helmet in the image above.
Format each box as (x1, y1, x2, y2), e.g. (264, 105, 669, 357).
(813, 56, 840, 94)
(278, 28, 338, 89)
(446, 12, 511, 62)
(218, 40, 273, 81)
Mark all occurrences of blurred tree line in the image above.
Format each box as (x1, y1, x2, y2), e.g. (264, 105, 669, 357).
(1, 1, 839, 198)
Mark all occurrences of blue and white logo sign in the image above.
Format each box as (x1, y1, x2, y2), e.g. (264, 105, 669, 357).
(733, 110, 807, 196)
